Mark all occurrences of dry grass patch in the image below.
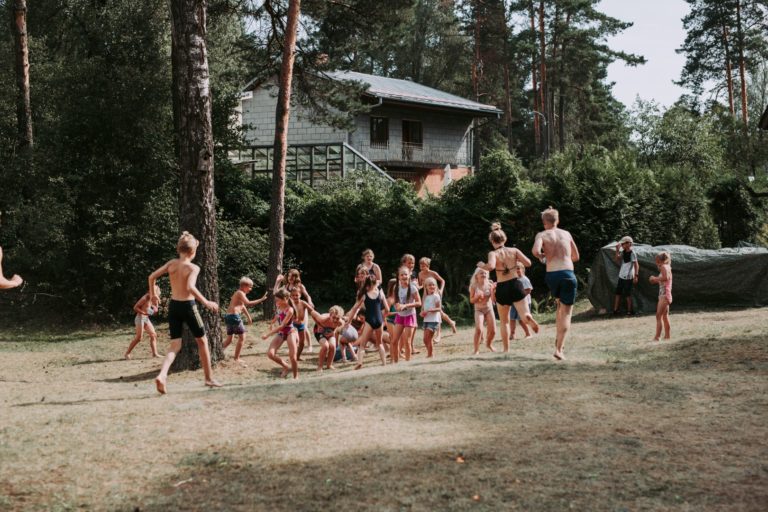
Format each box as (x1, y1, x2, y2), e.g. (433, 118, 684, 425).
(0, 306, 766, 511)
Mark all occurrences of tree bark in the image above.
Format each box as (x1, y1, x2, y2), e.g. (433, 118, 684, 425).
(529, 0, 539, 152)
(538, 0, 548, 159)
(12, 0, 33, 150)
(721, 23, 735, 117)
(735, 0, 749, 129)
(169, 0, 221, 370)
(265, 0, 301, 320)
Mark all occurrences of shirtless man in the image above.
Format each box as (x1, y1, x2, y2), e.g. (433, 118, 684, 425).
(0, 246, 23, 289)
(149, 232, 222, 393)
(532, 208, 580, 360)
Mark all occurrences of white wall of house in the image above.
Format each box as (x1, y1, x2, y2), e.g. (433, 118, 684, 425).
(240, 84, 347, 146)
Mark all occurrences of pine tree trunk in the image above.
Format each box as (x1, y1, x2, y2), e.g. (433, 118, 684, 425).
(538, 0, 548, 159)
(169, 0, 221, 371)
(721, 24, 735, 117)
(529, 0, 539, 152)
(12, 0, 32, 150)
(735, 0, 749, 129)
(265, 0, 301, 320)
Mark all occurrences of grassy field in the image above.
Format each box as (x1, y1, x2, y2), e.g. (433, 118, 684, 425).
(1, 304, 767, 511)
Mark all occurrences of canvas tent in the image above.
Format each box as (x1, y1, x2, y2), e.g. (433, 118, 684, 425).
(587, 243, 768, 314)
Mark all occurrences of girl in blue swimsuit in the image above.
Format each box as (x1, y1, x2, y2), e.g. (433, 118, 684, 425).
(346, 274, 388, 370)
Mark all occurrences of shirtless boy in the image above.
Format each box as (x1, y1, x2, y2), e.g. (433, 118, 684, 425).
(149, 232, 222, 393)
(0, 246, 23, 289)
(532, 208, 580, 360)
(222, 277, 268, 365)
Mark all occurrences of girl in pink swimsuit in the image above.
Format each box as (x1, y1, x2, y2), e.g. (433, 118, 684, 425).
(649, 252, 673, 341)
(262, 288, 299, 378)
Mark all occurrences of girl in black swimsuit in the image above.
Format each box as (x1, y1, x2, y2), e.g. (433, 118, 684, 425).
(346, 274, 388, 370)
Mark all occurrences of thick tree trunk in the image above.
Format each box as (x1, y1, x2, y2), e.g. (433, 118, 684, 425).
(735, 0, 748, 129)
(265, 0, 301, 320)
(169, 0, 221, 370)
(721, 24, 735, 117)
(12, 0, 32, 150)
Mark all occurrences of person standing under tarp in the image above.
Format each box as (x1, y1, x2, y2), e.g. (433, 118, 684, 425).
(613, 236, 639, 316)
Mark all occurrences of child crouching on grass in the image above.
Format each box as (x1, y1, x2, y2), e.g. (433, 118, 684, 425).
(262, 288, 299, 379)
(222, 277, 268, 366)
(649, 251, 673, 341)
(124, 285, 162, 359)
(509, 262, 533, 340)
(150, 232, 222, 394)
(308, 304, 344, 372)
(420, 277, 442, 358)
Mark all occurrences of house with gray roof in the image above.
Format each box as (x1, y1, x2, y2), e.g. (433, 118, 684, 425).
(234, 71, 501, 195)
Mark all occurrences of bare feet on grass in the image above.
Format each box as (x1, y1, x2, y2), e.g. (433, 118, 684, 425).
(152, 353, 162, 358)
(280, 367, 290, 379)
(450, 319, 457, 334)
(155, 377, 167, 394)
(205, 379, 223, 388)
(124, 353, 132, 360)
(486, 343, 496, 352)
(553, 351, 565, 361)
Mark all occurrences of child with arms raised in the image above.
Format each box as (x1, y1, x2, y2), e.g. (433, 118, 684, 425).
(275, 269, 314, 353)
(222, 277, 268, 365)
(262, 287, 299, 378)
(150, 232, 222, 394)
(418, 257, 457, 341)
(124, 285, 162, 359)
(469, 268, 496, 354)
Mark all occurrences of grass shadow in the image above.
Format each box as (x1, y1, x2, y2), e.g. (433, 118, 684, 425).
(101, 370, 159, 383)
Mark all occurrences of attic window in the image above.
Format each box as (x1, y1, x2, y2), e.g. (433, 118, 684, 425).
(370, 116, 389, 147)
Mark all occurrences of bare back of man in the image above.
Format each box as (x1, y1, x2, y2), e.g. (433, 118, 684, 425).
(167, 259, 200, 301)
(535, 228, 577, 272)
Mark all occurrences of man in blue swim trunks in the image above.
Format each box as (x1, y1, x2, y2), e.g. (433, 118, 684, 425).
(532, 207, 580, 360)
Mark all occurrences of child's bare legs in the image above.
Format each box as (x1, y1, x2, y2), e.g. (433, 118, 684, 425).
(285, 333, 299, 379)
(389, 323, 404, 363)
(296, 332, 306, 361)
(355, 324, 373, 369)
(372, 329, 386, 365)
(612, 294, 621, 313)
(485, 309, 496, 350)
(267, 335, 290, 375)
(510, 320, 517, 340)
(654, 298, 671, 340)
(155, 338, 182, 394)
(233, 334, 246, 364)
(223, 334, 233, 350)
(513, 299, 539, 335)
(125, 324, 144, 359)
(326, 338, 337, 369)
(423, 327, 435, 357)
(408, 327, 419, 355)
(520, 321, 531, 338)
(317, 339, 329, 372)
(195, 336, 221, 387)
(441, 311, 457, 333)
(497, 304, 511, 352)
(472, 310, 483, 354)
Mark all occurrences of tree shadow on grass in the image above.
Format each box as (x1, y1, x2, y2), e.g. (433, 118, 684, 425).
(101, 370, 159, 383)
(13, 395, 156, 407)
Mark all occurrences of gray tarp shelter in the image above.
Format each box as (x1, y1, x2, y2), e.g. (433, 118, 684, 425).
(587, 243, 768, 314)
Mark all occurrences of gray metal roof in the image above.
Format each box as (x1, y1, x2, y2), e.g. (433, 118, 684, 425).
(325, 71, 502, 116)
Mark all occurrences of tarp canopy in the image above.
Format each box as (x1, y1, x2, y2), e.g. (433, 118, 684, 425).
(587, 242, 768, 313)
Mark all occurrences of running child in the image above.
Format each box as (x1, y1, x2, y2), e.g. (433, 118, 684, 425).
(262, 287, 299, 378)
(400, 254, 421, 356)
(0, 246, 23, 289)
(275, 270, 314, 353)
(418, 257, 458, 341)
(124, 285, 162, 359)
(509, 262, 533, 340)
(469, 268, 496, 354)
(649, 251, 673, 341)
(308, 304, 345, 372)
(149, 232, 222, 394)
(360, 249, 383, 286)
(288, 287, 312, 360)
(222, 277, 268, 365)
(346, 274, 388, 369)
(419, 277, 442, 358)
(390, 266, 422, 362)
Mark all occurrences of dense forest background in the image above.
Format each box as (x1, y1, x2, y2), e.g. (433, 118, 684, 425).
(0, 0, 766, 320)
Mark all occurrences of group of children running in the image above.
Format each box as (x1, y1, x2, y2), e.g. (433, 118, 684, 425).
(94, 224, 669, 393)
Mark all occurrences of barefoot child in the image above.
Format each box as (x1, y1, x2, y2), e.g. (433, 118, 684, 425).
(222, 277, 268, 365)
(275, 270, 314, 353)
(288, 287, 313, 361)
(0, 246, 23, 289)
(420, 277, 442, 358)
(150, 232, 222, 394)
(390, 266, 422, 362)
(262, 288, 299, 378)
(510, 262, 533, 340)
(308, 305, 344, 372)
(469, 268, 496, 354)
(337, 313, 363, 363)
(346, 275, 388, 369)
(401, 254, 421, 356)
(649, 251, 673, 341)
(124, 285, 162, 359)
(418, 257, 458, 341)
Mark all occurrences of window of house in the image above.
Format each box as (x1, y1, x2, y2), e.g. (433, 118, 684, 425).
(402, 119, 423, 147)
(370, 117, 389, 147)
